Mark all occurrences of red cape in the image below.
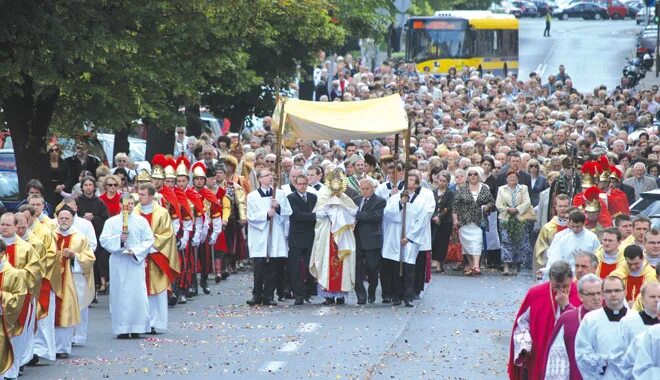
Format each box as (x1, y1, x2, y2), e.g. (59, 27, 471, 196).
(159, 186, 181, 220)
(572, 193, 612, 227)
(174, 187, 192, 218)
(508, 281, 581, 380)
(185, 187, 205, 217)
(607, 189, 630, 217)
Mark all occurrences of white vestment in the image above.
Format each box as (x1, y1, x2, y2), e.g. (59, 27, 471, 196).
(73, 215, 98, 251)
(246, 188, 292, 258)
(309, 189, 358, 293)
(543, 229, 600, 279)
(100, 214, 154, 335)
(632, 324, 660, 379)
(415, 187, 436, 251)
(382, 193, 426, 264)
(610, 311, 654, 379)
(575, 307, 628, 379)
(33, 291, 56, 360)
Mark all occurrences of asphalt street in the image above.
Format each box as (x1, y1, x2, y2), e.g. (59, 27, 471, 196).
(22, 18, 641, 380)
(26, 269, 531, 380)
(519, 18, 640, 92)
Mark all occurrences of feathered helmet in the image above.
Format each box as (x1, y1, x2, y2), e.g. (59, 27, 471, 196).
(581, 161, 597, 188)
(136, 168, 152, 183)
(164, 157, 177, 179)
(597, 155, 610, 183)
(324, 168, 348, 197)
(175, 156, 191, 177)
(151, 154, 168, 179)
(584, 186, 601, 213)
(191, 161, 207, 178)
(609, 165, 623, 182)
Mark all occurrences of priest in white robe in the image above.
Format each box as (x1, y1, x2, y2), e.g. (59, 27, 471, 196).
(246, 168, 292, 306)
(575, 276, 629, 379)
(609, 282, 660, 379)
(381, 172, 426, 307)
(543, 210, 600, 280)
(100, 193, 154, 339)
(633, 323, 660, 379)
(309, 168, 357, 305)
(58, 197, 98, 346)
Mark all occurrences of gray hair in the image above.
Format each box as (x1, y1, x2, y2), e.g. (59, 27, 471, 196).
(577, 273, 602, 294)
(575, 251, 599, 269)
(548, 260, 573, 282)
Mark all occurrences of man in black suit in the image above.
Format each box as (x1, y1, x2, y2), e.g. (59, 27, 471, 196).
(497, 151, 531, 189)
(286, 174, 318, 305)
(353, 178, 386, 304)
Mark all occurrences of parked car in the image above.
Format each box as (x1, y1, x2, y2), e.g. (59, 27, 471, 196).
(95, 133, 146, 167)
(512, 1, 540, 16)
(605, 1, 629, 19)
(625, 0, 644, 17)
(630, 189, 660, 228)
(0, 149, 20, 211)
(554, 2, 609, 19)
(491, 1, 523, 17)
(532, 0, 555, 15)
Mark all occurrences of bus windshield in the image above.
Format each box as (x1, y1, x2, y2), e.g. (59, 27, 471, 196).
(408, 29, 470, 61)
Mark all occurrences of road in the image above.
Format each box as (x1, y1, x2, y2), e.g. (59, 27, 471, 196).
(27, 269, 531, 380)
(22, 18, 640, 380)
(519, 18, 640, 92)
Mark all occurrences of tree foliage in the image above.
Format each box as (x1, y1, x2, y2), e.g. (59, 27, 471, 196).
(412, 0, 492, 15)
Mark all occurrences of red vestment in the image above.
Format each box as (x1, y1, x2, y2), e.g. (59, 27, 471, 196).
(572, 193, 612, 227)
(539, 305, 589, 380)
(607, 189, 630, 217)
(508, 281, 581, 380)
(598, 262, 618, 279)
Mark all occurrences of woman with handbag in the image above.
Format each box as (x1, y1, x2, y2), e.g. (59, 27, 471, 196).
(496, 171, 535, 276)
(452, 166, 494, 276)
(431, 169, 454, 273)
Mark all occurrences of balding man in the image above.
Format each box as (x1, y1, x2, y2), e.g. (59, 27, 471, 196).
(353, 179, 386, 304)
(623, 162, 657, 200)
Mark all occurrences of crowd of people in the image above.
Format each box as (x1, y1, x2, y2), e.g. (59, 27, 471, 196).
(3, 56, 660, 378)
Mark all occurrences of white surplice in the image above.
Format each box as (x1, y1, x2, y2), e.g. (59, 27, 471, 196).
(609, 311, 652, 379)
(632, 324, 660, 379)
(415, 187, 436, 251)
(575, 307, 627, 379)
(246, 188, 292, 258)
(382, 193, 426, 264)
(100, 213, 154, 335)
(543, 229, 600, 279)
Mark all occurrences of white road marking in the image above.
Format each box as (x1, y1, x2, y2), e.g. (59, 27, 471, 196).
(297, 322, 320, 333)
(279, 341, 303, 353)
(259, 361, 286, 373)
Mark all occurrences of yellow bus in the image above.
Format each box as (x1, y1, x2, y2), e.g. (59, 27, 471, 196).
(404, 11, 519, 77)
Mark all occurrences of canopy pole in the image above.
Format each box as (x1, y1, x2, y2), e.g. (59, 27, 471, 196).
(267, 83, 286, 263)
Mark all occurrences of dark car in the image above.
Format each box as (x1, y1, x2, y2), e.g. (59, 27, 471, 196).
(512, 1, 540, 16)
(553, 2, 609, 20)
(532, 0, 554, 15)
(0, 149, 20, 211)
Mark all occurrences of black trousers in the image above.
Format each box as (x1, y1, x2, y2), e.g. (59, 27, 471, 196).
(274, 258, 289, 297)
(288, 246, 313, 300)
(252, 257, 276, 301)
(544, 21, 550, 36)
(381, 258, 415, 302)
(414, 251, 427, 294)
(355, 247, 381, 300)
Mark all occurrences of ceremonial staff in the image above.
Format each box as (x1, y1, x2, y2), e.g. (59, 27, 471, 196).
(267, 80, 286, 263)
(396, 80, 413, 277)
(120, 196, 138, 262)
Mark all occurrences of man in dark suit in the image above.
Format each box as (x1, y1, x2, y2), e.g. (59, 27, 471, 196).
(353, 178, 386, 304)
(287, 174, 318, 305)
(497, 151, 531, 189)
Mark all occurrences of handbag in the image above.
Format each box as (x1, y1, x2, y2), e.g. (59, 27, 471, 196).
(446, 228, 464, 263)
(518, 207, 537, 223)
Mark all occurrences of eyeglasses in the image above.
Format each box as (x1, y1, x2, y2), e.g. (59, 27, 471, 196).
(579, 291, 602, 297)
(603, 289, 624, 294)
(266, 160, 275, 163)
(49, 148, 59, 153)
(106, 183, 118, 187)
(495, 166, 502, 170)
(529, 164, 538, 168)
(525, 150, 535, 154)
(467, 173, 479, 176)
(177, 131, 185, 134)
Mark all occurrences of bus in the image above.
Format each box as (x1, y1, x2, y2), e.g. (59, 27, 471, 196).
(404, 11, 519, 77)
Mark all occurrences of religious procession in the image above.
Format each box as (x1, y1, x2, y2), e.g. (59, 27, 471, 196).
(3, 56, 660, 377)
